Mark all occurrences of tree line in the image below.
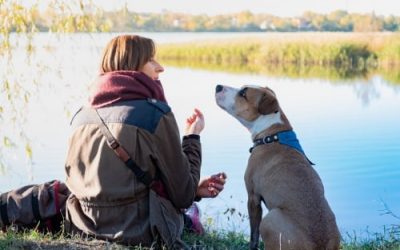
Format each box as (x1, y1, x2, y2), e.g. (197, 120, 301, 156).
(2, 2, 400, 33)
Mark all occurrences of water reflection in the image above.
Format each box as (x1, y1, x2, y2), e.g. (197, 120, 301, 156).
(161, 59, 400, 84)
(353, 78, 380, 106)
(162, 59, 400, 107)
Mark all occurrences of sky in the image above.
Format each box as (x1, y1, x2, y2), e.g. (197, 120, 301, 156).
(96, 0, 400, 17)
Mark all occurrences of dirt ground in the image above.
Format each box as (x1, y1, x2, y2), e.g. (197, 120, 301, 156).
(0, 238, 136, 250)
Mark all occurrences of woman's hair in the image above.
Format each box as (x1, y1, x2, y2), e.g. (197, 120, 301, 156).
(100, 35, 155, 73)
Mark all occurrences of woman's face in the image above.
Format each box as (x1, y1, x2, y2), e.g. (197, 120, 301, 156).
(140, 58, 164, 80)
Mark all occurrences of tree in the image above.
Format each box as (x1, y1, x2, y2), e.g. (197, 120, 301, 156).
(353, 13, 384, 32)
(0, 0, 106, 173)
(383, 15, 399, 31)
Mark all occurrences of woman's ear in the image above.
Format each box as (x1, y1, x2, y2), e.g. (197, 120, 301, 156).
(257, 93, 279, 115)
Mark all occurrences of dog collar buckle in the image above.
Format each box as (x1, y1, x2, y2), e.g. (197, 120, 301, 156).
(262, 134, 279, 144)
(250, 134, 280, 153)
(262, 136, 270, 144)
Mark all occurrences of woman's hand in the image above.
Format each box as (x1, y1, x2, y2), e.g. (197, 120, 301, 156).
(196, 172, 227, 198)
(184, 108, 205, 135)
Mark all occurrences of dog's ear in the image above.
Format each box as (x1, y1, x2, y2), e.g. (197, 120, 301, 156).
(258, 92, 279, 115)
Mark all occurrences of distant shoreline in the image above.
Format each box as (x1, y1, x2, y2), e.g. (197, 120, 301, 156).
(155, 32, 400, 83)
(157, 32, 400, 66)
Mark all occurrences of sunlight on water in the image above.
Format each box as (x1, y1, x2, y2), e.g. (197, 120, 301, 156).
(0, 33, 399, 237)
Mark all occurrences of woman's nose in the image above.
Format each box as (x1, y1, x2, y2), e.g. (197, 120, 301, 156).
(156, 62, 164, 73)
(154, 60, 164, 73)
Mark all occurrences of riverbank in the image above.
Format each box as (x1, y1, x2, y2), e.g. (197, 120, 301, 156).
(157, 32, 400, 76)
(1, 226, 399, 249)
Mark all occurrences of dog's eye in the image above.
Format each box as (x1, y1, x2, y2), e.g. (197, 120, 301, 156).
(238, 87, 248, 99)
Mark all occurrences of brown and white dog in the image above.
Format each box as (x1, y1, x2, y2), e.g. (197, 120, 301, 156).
(215, 85, 340, 250)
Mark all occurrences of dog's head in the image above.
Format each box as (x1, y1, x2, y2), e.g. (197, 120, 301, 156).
(215, 84, 290, 138)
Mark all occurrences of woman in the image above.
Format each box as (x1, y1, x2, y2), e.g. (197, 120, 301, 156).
(0, 35, 226, 248)
(63, 34, 226, 247)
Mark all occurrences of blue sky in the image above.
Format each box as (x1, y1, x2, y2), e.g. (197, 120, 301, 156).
(97, 0, 399, 17)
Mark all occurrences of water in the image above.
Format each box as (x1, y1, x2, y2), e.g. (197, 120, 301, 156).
(1, 33, 399, 238)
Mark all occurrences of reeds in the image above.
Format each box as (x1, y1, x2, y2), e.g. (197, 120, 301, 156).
(157, 32, 400, 70)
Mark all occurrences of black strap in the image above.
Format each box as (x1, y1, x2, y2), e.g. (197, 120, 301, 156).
(32, 187, 42, 222)
(0, 194, 10, 226)
(124, 159, 153, 186)
(249, 133, 279, 153)
(92, 109, 154, 187)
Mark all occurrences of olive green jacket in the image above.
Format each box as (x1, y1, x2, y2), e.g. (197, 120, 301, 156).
(64, 99, 201, 246)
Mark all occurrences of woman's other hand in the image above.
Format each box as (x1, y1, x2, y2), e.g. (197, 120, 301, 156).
(196, 172, 227, 198)
(184, 108, 205, 135)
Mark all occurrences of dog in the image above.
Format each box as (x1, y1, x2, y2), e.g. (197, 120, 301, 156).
(215, 84, 340, 250)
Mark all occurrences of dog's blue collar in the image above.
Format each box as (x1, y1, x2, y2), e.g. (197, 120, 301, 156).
(250, 130, 314, 165)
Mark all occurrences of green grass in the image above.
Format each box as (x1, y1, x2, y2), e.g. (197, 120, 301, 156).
(158, 32, 400, 67)
(157, 32, 400, 83)
(0, 229, 137, 249)
(0, 229, 250, 250)
(1, 226, 400, 250)
(182, 229, 251, 249)
(342, 226, 400, 250)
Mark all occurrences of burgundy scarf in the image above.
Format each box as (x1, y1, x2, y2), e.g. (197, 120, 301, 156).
(89, 71, 167, 108)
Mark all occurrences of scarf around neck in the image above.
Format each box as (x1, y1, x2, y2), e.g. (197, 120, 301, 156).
(89, 71, 167, 108)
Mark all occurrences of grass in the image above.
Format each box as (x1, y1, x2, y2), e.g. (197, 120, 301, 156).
(0, 229, 108, 250)
(157, 32, 400, 83)
(158, 32, 400, 67)
(1, 225, 400, 249)
(0, 229, 250, 250)
(343, 226, 400, 250)
(182, 229, 251, 249)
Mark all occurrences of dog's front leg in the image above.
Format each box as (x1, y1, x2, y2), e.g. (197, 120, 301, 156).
(248, 193, 262, 250)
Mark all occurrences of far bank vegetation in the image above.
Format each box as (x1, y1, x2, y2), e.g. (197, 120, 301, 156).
(157, 32, 400, 70)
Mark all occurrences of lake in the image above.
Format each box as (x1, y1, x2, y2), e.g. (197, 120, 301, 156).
(1, 32, 399, 239)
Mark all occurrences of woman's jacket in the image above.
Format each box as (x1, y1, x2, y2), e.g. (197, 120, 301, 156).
(64, 71, 201, 245)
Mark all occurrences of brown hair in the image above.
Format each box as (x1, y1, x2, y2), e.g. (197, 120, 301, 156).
(100, 35, 155, 73)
